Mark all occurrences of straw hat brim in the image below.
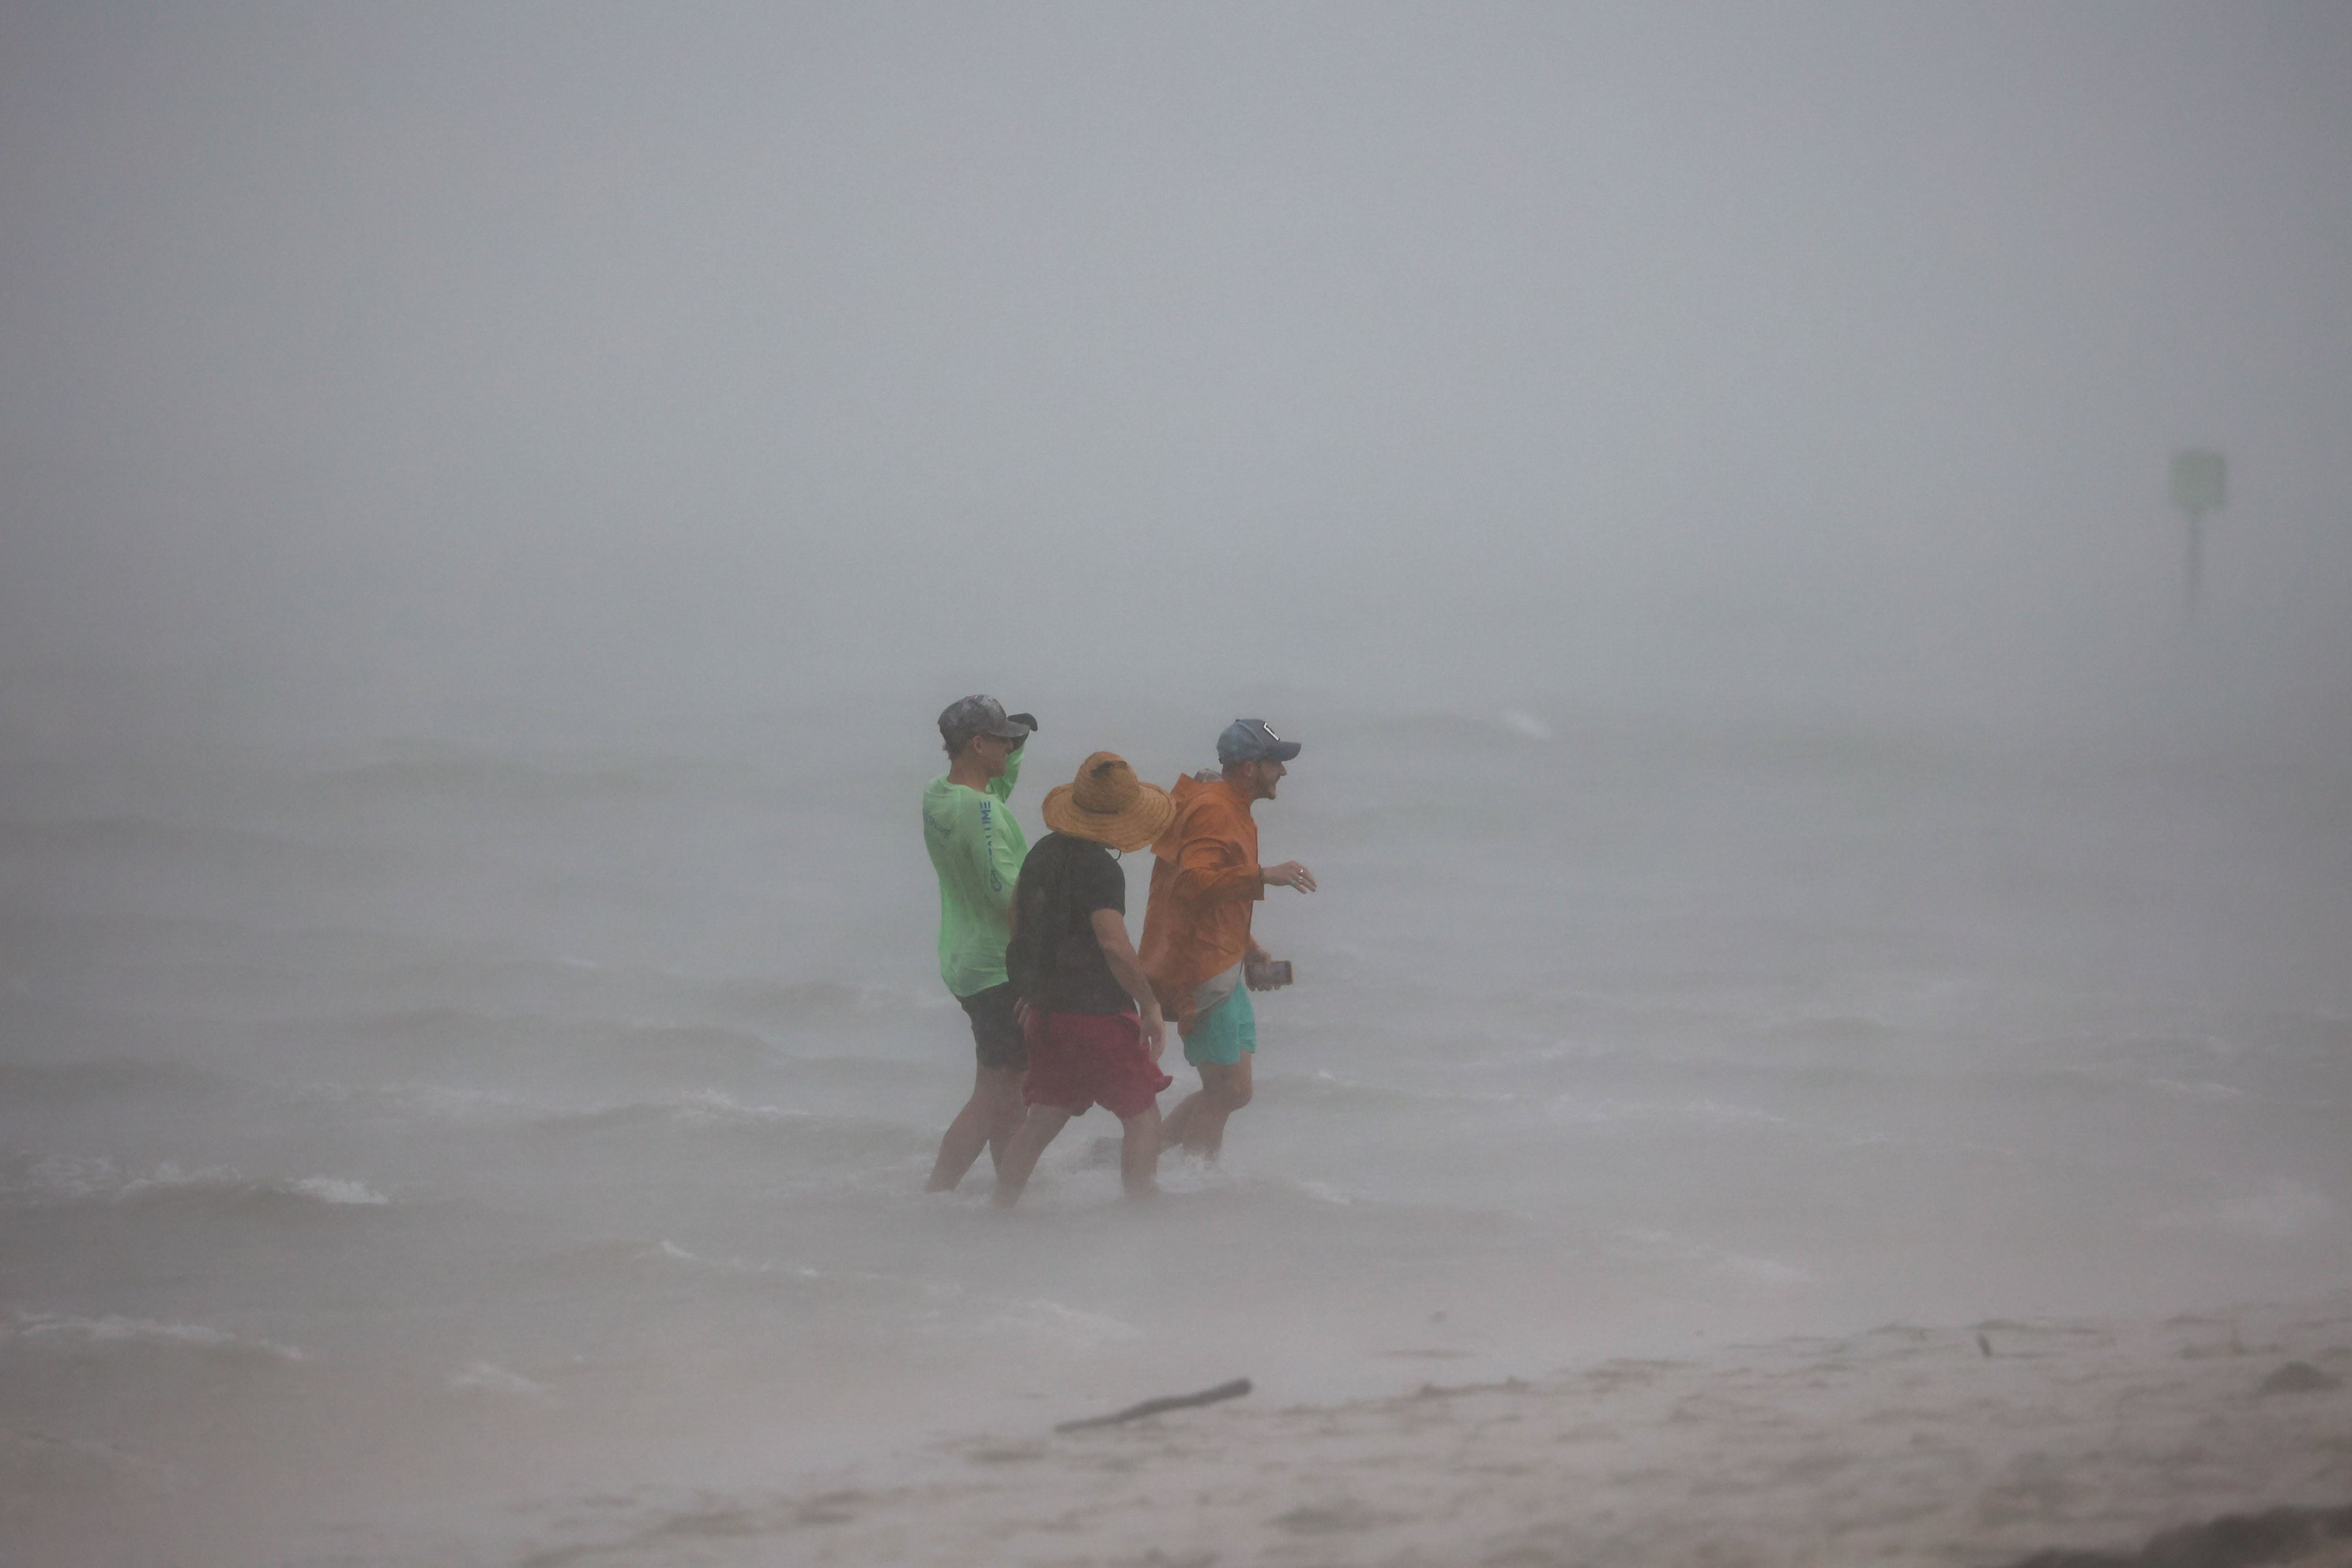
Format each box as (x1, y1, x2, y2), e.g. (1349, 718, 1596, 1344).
(1040, 780, 1176, 852)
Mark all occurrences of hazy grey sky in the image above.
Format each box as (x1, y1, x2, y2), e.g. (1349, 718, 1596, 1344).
(3, 2, 2347, 723)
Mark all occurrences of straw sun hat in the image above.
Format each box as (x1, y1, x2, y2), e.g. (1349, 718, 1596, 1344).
(1041, 752, 1175, 852)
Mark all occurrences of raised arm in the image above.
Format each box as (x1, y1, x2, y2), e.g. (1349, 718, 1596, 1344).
(986, 743, 1023, 803)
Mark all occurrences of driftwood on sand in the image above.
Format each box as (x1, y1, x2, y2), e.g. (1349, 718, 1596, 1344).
(1054, 1378, 1252, 1433)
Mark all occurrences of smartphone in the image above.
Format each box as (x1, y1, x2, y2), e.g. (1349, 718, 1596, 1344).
(1245, 959, 1293, 990)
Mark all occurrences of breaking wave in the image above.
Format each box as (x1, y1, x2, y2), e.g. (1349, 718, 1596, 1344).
(1, 1312, 309, 1363)
(0, 1156, 389, 1212)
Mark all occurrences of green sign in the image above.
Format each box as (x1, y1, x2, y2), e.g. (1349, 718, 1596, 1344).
(2171, 449, 2226, 517)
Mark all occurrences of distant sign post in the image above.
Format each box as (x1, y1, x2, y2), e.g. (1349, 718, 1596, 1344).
(2169, 448, 2226, 620)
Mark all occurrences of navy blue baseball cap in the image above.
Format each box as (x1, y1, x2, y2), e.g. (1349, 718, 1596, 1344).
(1216, 718, 1301, 765)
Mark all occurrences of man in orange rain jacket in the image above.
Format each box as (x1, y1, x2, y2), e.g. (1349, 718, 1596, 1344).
(1140, 719, 1317, 1161)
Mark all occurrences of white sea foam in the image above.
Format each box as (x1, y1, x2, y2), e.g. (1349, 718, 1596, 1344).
(653, 1239, 820, 1278)
(8, 1158, 391, 1210)
(3, 1156, 239, 1204)
(1497, 708, 1555, 740)
(1545, 1095, 1791, 1129)
(1721, 1253, 1817, 1287)
(667, 1089, 807, 1125)
(1617, 1229, 1816, 1288)
(974, 1297, 1145, 1349)
(448, 1361, 552, 1397)
(5, 1313, 308, 1362)
(115, 1163, 241, 1200)
(4, 1154, 120, 1202)
(293, 1177, 389, 1205)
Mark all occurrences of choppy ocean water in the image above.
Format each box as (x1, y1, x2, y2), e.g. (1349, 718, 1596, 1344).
(3, 672, 2347, 1565)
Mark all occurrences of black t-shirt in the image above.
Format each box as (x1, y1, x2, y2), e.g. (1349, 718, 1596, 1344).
(1009, 832, 1131, 1014)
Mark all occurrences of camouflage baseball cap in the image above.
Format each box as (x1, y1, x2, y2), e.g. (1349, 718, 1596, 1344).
(938, 695, 1036, 748)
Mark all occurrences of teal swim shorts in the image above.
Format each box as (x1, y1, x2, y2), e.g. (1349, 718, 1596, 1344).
(1183, 984, 1257, 1067)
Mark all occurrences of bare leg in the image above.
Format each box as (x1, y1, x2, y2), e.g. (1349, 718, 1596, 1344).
(993, 1105, 1073, 1208)
(1158, 1088, 1201, 1152)
(928, 1064, 1026, 1191)
(1172, 1056, 1251, 1162)
(1119, 1105, 1162, 1198)
(985, 1075, 1027, 1167)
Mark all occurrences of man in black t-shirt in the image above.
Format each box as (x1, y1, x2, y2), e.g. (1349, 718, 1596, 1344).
(994, 753, 1176, 1208)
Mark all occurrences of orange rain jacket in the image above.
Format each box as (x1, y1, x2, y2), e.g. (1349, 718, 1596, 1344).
(1138, 775, 1265, 1035)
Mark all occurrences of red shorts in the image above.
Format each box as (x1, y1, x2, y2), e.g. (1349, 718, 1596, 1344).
(1021, 1009, 1172, 1121)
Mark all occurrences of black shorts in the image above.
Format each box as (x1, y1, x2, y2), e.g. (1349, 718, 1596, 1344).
(957, 982, 1027, 1072)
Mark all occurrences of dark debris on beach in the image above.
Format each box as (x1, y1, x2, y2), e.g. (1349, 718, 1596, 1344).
(1997, 1503, 2352, 1568)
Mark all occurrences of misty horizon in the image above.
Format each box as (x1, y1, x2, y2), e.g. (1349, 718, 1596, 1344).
(2, 3, 2347, 742)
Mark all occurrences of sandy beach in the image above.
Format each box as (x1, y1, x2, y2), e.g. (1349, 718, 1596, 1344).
(480, 1293, 2352, 1568)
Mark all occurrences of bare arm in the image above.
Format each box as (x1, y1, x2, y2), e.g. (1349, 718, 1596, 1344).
(1259, 860, 1315, 892)
(1247, 859, 1312, 970)
(1090, 908, 1168, 1059)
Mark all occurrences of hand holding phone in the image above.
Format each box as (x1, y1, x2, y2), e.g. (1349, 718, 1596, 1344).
(1244, 959, 1292, 991)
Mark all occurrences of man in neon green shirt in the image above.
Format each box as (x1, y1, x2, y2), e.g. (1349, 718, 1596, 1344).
(922, 694, 1037, 1191)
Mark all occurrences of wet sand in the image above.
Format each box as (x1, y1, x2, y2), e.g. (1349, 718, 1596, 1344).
(500, 1293, 2352, 1568)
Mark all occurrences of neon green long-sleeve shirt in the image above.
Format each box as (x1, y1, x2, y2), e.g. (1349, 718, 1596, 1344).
(921, 748, 1030, 996)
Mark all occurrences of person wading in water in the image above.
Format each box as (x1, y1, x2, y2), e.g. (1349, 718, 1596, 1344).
(992, 753, 1175, 1208)
(921, 695, 1038, 1192)
(1142, 719, 1315, 1162)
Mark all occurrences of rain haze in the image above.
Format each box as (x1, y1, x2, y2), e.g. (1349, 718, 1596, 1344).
(2, 5, 2350, 1566)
